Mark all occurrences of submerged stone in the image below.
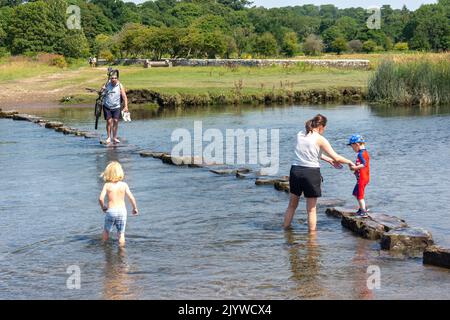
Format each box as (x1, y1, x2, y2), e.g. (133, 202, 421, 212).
(139, 151, 166, 158)
(316, 198, 346, 208)
(380, 227, 433, 251)
(210, 168, 251, 175)
(423, 245, 450, 269)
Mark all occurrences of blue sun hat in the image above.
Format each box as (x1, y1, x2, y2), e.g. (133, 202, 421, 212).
(348, 134, 366, 145)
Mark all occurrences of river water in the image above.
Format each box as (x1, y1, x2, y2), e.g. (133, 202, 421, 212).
(1, 103, 449, 299)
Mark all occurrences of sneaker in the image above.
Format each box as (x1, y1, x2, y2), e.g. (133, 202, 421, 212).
(355, 209, 368, 218)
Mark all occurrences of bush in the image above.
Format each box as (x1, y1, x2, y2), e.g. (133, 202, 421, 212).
(394, 42, 409, 51)
(0, 47, 10, 58)
(49, 55, 68, 68)
(348, 40, 363, 52)
(302, 34, 324, 56)
(362, 40, 377, 53)
(99, 49, 114, 63)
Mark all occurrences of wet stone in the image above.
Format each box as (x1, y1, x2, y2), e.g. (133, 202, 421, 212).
(12, 114, 41, 122)
(423, 245, 450, 269)
(341, 214, 386, 240)
(45, 121, 64, 129)
(139, 151, 166, 158)
(255, 176, 289, 185)
(210, 168, 251, 175)
(325, 207, 356, 218)
(235, 172, 248, 179)
(0, 110, 19, 118)
(368, 212, 408, 231)
(84, 132, 99, 139)
(380, 227, 433, 251)
(274, 181, 290, 193)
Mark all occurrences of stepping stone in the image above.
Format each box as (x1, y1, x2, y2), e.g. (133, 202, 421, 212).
(255, 176, 289, 185)
(274, 181, 290, 193)
(210, 168, 251, 175)
(235, 172, 248, 179)
(423, 245, 450, 269)
(83, 132, 99, 139)
(0, 110, 18, 118)
(12, 114, 41, 122)
(341, 214, 386, 240)
(139, 151, 166, 158)
(325, 207, 357, 218)
(45, 121, 64, 129)
(380, 227, 433, 251)
(368, 212, 408, 231)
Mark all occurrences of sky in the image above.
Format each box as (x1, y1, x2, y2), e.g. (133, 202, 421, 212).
(129, 0, 438, 10)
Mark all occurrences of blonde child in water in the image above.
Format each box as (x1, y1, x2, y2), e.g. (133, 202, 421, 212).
(99, 161, 138, 246)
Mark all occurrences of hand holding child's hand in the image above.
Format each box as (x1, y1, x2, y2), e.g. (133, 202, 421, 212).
(331, 160, 343, 169)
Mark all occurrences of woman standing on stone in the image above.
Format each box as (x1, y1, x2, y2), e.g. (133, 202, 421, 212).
(284, 114, 355, 231)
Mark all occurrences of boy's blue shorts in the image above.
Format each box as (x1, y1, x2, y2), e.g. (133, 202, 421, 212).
(104, 208, 127, 234)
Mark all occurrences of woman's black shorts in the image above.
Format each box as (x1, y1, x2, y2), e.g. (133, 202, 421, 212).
(289, 165, 322, 198)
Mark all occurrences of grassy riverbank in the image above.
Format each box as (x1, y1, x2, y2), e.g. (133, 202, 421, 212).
(368, 55, 450, 106)
(0, 52, 448, 109)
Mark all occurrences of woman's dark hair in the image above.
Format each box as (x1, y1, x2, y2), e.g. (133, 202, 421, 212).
(305, 114, 327, 134)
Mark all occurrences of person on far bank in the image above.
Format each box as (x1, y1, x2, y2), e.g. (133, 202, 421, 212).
(101, 73, 129, 144)
(284, 114, 355, 231)
(348, 134, 370, 217)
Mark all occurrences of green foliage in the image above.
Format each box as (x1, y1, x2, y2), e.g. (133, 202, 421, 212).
(252, 32, 278, 58)
(331, 37, 349, 55)
(0, 0, 447, 59)
(394, 42, 409, 51)
(281, 32, 300, 57)
(362, 40, 377, 53)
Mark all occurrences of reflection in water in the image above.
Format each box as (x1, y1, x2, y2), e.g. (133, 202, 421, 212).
(351, 240, 374, 300)
(370, 104, 450, 117)
(102, 245, 135, 300)
(285, 230, 323, 298)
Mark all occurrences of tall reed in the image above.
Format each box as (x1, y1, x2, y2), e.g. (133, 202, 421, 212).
(368, 57, 450, 106)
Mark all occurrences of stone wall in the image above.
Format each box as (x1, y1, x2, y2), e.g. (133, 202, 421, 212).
(97, 58, 370, 70)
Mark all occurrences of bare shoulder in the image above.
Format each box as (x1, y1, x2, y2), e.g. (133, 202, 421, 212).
(120, 181, 129, 189)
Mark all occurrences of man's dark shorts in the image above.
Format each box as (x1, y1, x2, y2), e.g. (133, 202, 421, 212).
(103, 106, 121, 120)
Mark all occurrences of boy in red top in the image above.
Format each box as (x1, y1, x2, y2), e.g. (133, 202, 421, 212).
(348, 135, 370, 217)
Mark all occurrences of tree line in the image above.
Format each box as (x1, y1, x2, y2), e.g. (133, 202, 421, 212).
(0, 0, 448, 60)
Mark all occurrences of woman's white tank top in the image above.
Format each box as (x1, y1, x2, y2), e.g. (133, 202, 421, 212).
(293, 131, 322, 168)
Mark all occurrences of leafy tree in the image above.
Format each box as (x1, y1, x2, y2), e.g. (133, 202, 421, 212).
(331, 37, 348, 55)
(362, 40, 377, 53)
(302, 34, 323, 56)
(281, 31, 300, 57)
(252, 32, 278, 57)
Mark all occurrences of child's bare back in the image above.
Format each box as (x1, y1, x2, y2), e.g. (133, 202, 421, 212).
(99, 161, 138, 246)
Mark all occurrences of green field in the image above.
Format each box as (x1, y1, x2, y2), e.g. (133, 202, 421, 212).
(0, 52, 447, 108)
